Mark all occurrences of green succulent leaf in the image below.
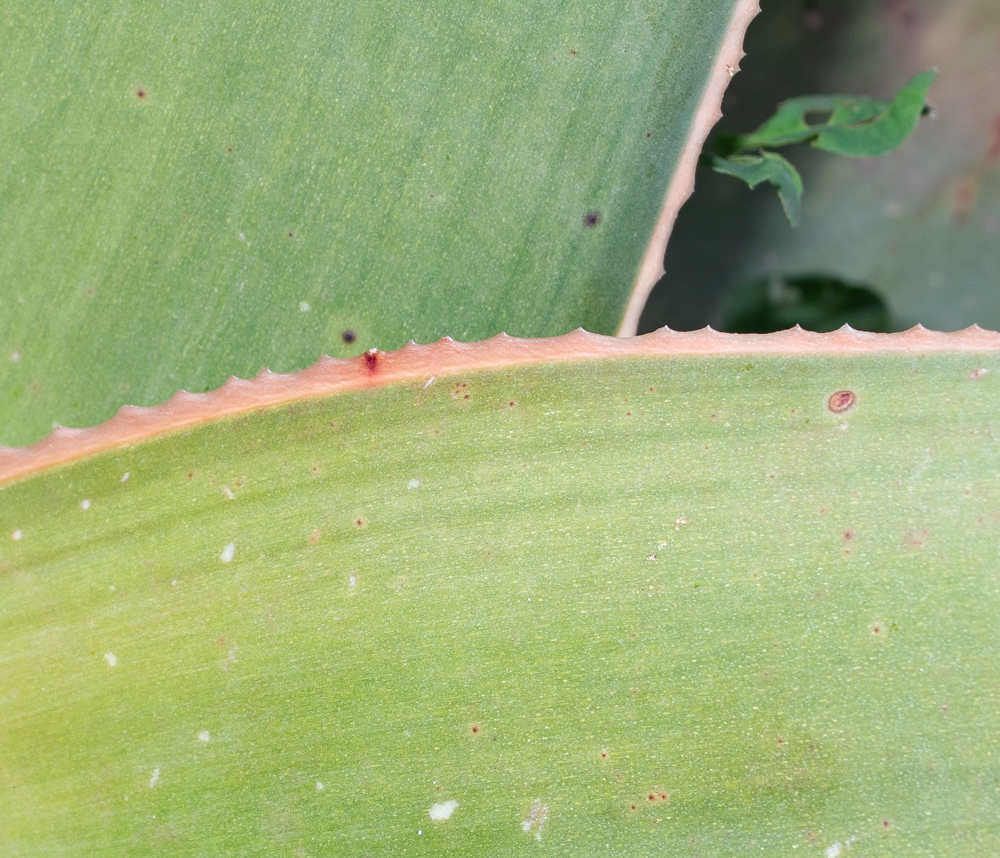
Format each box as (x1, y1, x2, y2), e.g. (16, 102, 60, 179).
(708, 152, 804, 225)
(0, 0, 750, 447)
(730, 69, 936, 158)
(2, 341, 999, 854)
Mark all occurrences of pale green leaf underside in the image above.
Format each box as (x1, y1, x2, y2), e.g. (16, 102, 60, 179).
(0, 0, 743, 447)
(2, 353, 998, 854)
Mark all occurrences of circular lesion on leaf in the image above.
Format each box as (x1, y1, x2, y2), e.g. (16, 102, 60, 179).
(827, 390, 856, 413)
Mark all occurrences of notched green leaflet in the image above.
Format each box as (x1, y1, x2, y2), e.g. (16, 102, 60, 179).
(708, 70, 936, 225)
(707, 152, 803, 226)
(732, 69, 936, 157)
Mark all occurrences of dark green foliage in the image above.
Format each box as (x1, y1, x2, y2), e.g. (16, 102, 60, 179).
(721, 273, 892, 333)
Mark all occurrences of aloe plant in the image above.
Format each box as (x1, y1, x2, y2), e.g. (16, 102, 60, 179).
(2, 0, 998, 854)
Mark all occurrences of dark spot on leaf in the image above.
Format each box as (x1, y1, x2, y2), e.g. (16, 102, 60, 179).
(583, 210, 601, 228)
(843, 530, 855, 541)
(569, 48, 578, 56)
(471, 724, 480, 735)
(873, 625, 881, 634)
(227, 147, 233, 153)
(883, 820, 891, 828)
(648, 794, 655, 802)
(136, 88, 146, 99)
(508, 401, 516, 407)
(828, 390, 856, 413)
(288, 232, 294, 238)
(630, 804, 637, 811)
(600, 750, 608, 759)
(342, 329, 356, 344)
(355, 518, 365, 528)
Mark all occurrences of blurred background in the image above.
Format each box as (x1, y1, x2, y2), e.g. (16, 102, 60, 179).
(637, 0, 1000, 333)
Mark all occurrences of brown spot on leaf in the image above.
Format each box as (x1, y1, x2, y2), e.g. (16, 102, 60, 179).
(354, 518, 365, 528)
(582, 210, 601, 228)
(828, 390, 856, 413)
(309, 530, 321, 545)
(136, 87, 147, 99)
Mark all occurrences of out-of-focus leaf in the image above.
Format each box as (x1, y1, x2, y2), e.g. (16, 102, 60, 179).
(708, 152, 803, 225)
(720, 273, 892, 333)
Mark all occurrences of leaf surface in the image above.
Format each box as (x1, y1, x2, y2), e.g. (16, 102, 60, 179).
(2, 332, 999, 854)
(0, 0, 754, 446)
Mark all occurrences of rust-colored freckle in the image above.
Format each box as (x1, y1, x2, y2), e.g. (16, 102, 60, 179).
(354, 518, 365, 528)
(828, 390, 856, 413)
(136, 87, 146, 99)
(364, 348, 379, 373)
(309, 530, 321, 544)
(470, 724, 480, 735)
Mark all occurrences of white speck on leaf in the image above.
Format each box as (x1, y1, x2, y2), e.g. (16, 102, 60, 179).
(429, 800, 459, 821)
(299, 301, 310, 312)
(316, 781, 324, 791)
(220, 543, 235, 563)
(674, 517, 690, 531)
(221, 486, 235, 500)
(971, 368, 989, 379)
(80, 499, 91, 510)
(10, 351, 20, 362)
(522, 799, 549, 840)
(407, 479, 421, 489)
(149, 768, 160, 788)
(423, 376, 435, 389)
(104, 652, 117, 667)
(197, 730, 210, 742)
(120, 472, 130, 482)
(11, 529, 22, 541)
(825, 843, 842, 858)
(349, 574, 356, 587)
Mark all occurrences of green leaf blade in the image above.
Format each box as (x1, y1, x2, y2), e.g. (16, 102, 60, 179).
(2, 344, 999, 853)
(710, 152, 803, 225)
(812, 69, 937, 158)
(0, 0, 750, 447)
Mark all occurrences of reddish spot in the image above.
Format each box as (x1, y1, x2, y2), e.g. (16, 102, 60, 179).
(600, 751, 608, 759)
(648, 794, 655, 802)
(309, 530, 320, 544)
(873, 625, 881, 634)
(630, 804, 637, 811)
(471, 724, 480, 735)
(941, 704, 948, 712)
(583, 210, 601, 228)
(953, 180, 976, 224)
(776, 737, 784, 744)
(889, 0, 917, 26)
(226, 147, 233, 153)
(508, 401, 516, 407)
(354, 518, 365, 528)
(843, 529, 855, 541)
(364, 349, 379, 374)
(987, 116, 1000, 163)
(626, 411, 632, 417)
(311, 466, 320, 474)
(828, 390, 856, 413)
(136, 87, 146, 99)
(646, 132, 651, 138)
(341, 329, 356, 344)
(883, 820, 891, 828)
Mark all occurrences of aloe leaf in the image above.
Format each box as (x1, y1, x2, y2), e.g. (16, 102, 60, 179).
(708, 151, 803, 225)
(2, 330, 999, 854)
(0, 0, 757, 447)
